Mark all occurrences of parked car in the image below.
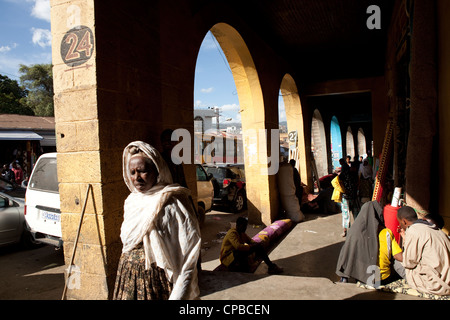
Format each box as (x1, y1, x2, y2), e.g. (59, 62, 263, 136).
(0, 191, 38, 248)
(204, 164, 247, 212)
(195, 164, 214, 226)
(0, 177, 26, 199)
(24, 153, 62, 248)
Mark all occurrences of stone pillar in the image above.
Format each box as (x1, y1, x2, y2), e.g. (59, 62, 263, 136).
(437, 0, 450, 233)
(51, 0, 125, 299)
(405, 0, 437, 214)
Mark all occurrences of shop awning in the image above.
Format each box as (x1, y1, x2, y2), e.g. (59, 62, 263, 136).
(39, 133, 56, 147)
(0, 130, 43, 141)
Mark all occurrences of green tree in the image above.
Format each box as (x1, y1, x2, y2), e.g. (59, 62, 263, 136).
(19, 63, 54, 116)
(0, 74, 34, 115)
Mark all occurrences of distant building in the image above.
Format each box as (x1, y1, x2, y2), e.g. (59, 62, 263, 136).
(194, 108, 220, 133)
(0, 114, 56, 176)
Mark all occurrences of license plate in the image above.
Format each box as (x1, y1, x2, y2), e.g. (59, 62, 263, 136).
(41, 211, 61, 223)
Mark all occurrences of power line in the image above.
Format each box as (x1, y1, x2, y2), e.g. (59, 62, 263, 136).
(0, 70, 20, 79)
(209, 32, 233, 76)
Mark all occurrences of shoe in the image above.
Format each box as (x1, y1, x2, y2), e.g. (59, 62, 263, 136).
(268, 264, 284, 274)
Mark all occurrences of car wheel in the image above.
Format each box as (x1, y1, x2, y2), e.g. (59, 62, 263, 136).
(197, 205, 206, 227)
(232, 192, 245, 213)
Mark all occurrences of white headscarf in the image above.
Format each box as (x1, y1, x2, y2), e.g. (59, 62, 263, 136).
(120, 141, 190, 261)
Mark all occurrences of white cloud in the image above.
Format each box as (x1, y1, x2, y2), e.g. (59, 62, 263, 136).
(0, 51, 51, 79)
(194, 100, 205, 108)
(0, 43, 18, 54)
(0, 46, 12, 53)
(200, 87, 214, 93)
(31, 27, 52, 48)
(31, 0, 51, 22)
(220, 103, 240, 113)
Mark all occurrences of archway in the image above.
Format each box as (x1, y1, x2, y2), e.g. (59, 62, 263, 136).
(330, 116, 343, 171)
(346, 126, 355, 160)
(279, 91, 289, 160)
(311, 109, 328, 179)
(357, 128, 366, 158)
(279, 74, 308, 185)
(197, 23, 274, 225)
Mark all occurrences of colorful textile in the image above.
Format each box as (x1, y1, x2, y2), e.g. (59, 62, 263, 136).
(357, 279, 450, 300)
(251, 219, 293, 247)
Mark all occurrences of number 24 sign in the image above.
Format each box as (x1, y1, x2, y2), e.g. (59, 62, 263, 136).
(60, 25, 94, 67)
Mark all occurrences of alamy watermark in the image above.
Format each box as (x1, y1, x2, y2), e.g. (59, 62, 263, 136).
(65, 265, 81, 290)
(367, 5, 381, 30)
(170, 128, 281, 175)
(366, 265, 382, 288)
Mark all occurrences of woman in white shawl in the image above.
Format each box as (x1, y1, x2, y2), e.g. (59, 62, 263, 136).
(113, 141, 201, 300)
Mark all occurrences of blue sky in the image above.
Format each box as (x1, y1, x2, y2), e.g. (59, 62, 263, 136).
(0, 1, 284, 124)
(194, 31, 286, 124)
(194, 32, 241, 123)
(0, 0, 51, 80)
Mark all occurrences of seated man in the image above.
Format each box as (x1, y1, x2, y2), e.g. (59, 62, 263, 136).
(397, 206, 450, 295)
(220, 217, 283, 274)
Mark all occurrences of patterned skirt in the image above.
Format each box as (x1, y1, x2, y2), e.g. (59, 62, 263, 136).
(113, 247, 173, 300)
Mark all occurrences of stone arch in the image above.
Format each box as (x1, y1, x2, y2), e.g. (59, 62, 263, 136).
(357, 128, 366, 158)
(330, 116, 343, 171)
(346, 126, 355, 160)
(207, 23, 273, 225)
(311, 109, 328, 178)
(279, 74, 308, 186)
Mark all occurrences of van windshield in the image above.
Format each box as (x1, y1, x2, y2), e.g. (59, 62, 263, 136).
(29, 157, 59, 193)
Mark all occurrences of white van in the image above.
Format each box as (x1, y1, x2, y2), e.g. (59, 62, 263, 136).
(25, 153, 62, 247)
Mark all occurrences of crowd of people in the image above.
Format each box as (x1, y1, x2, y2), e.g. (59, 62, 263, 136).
(73, 132, 450, 299)
(336, 202, 450, 296)
(331, 155, 450, 297)
(330, 155, 375, 237)
(1, 161, 25, 186)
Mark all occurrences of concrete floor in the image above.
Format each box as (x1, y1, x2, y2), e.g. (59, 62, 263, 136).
(0, 209, 425, 300)
(199, 212, 424, 300)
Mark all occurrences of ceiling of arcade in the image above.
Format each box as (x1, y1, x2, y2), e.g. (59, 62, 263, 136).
(194, 0, 394, 83)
